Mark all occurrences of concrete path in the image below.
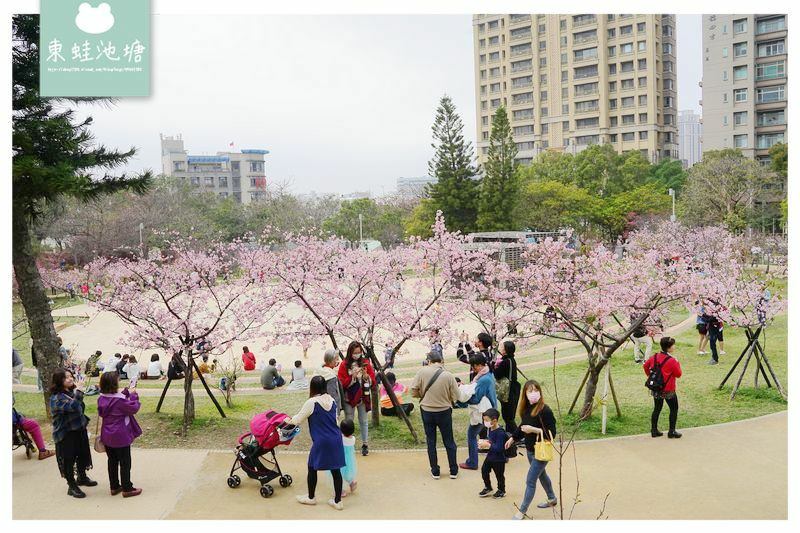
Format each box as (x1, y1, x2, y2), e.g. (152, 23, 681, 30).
(12, 411, 787, 520)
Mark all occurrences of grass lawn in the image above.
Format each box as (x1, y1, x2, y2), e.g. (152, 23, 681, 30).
(12, 311, 787, 451)
(12, 294, 88, 367)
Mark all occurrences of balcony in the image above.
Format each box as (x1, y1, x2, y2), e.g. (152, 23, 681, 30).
(510, 32, 532, 42)
(510, 47, 533, 58)
(509, 14, 531, 24)
(572, 15, 597, 28)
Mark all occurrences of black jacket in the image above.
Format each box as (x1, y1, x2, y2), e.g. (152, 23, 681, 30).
(512, 404, 557, 453)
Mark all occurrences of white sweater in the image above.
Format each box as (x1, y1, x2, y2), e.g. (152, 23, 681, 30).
(289, 394, 336, 425)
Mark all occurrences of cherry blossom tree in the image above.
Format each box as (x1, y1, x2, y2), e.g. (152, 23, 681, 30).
(59, 239, 281, 434)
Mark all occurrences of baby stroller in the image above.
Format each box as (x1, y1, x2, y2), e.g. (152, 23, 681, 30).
(12, 409, 36, 459)
(227, 410, 300, 498)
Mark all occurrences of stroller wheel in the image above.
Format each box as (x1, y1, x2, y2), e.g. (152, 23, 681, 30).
(279, 476, 289, 488)
(25, 443, 34, 460)
(227, 475, 241, 488)
(260, 485, 274, 498)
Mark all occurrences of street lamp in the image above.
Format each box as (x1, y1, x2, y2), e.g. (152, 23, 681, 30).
(138, 222, 144, 256)
(668, 188, 676, 222)
(358, 213, 363, 250)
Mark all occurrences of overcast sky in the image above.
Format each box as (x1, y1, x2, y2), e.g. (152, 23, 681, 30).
(77, 14, 703, 195)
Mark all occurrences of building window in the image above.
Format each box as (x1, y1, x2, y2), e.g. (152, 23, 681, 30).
(560, 19, 567, 30)
(620, 43, 633, 54)
(637, 22, 646, 33)
(539, 40, 547, 51)
(733, 65, 747, 80)
(734, 134, 748, 148)
(608, 45, 616, 57)
(488, 36, 500, 46)
(610, 116, 618, 126)
(733, 18, 747, 33)
(562, 104, 569, 114)
(639, 131, 648, 140)
(722, 70, 728, 81)
(622, 132, 636, 141)
(574, 100, 599, 113)
(610, 134, 618, 142)
(539, 57, 548, 67)
(756, 85, 785, 103)
(733, 111, 747, 125)
(190, 176, 200, 186)
(638, 76, 647, 88)
(540, 90, 548, 102)
(561, 53, 568, 64)
(219, 192, 228, 198)
(541, 107, 548, 117)
(722, 115, 728, 126)
(757, 109, 785, 126)
(607, 28, 616, 39)
(609, 63, 617, 75)
(562, 121, 570, 131)
(621, 61, 634, 72)
(733, 88, 748, 102)
(622, 114, 635, 125)
(756, 16, 786, 34)
(620, 25, 633, 36)
(756, 60, 785, 81)
(540, 73, 548, 84)
(757, 40, 785, 58)
(574, 47, 598, 61)
(491, 98, 501, 108)
(637, 40, 646, 52)
(639, 95, 647, 106)
(621, 78, 634, 90)
(609, 98, 618, 110)
(723, 92, 728, 103)
(513, 124, 535, 135)
(219, 176, 228, 187)
(638, 59, 647, 70)
(757, 132, 785, 149)
(609, 81, 617, 92)
(639, 113, 648, 123)
(249, 161, 264, 172)
(560, 36, 568, 47)
(733, 42, 747, 57)
(722, 47, 728, 58)
(562, 70, 569, 81)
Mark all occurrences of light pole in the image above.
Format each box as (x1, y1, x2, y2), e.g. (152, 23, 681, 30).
(668, 188, 676, 222)
(358, 213, 363, 250)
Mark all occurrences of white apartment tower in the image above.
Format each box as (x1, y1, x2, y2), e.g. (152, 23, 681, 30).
(678, 110, 703, 167)
(160, 134, 269, 203)
(700, 14, 787, 164)
(473, 14, 679, 166)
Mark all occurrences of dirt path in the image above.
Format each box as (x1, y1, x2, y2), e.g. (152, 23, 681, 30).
(12, 412, 786, 520)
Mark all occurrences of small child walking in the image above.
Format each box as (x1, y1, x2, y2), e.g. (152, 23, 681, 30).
(477, 408, 507, 499)
(337, 419, 358, 496)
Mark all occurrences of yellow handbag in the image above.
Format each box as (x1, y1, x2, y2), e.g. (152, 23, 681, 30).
(533, 417, 555, 462)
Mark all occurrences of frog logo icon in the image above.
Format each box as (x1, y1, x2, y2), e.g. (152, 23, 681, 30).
(75, 2, 115, 34)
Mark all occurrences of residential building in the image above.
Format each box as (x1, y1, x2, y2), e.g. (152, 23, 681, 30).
(678, 109, 703, 167)
(472, 14, 679, 166)
(396, 176, 437, 198)
(700, 14, 787, 165)
(160, 134, 269, 203)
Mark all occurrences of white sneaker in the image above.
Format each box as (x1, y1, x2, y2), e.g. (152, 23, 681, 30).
(296, 495, 316, 505)
(431, 473, 440, 480)
(697, 351, 706, 355)
(449, 473, 458, 479)
(720, 350, 727, 355)
(512, 511, 525, 520)
(328, 498, 343, 510)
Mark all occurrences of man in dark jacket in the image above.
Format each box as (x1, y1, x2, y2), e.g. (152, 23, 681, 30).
(457, 331, 494, 381)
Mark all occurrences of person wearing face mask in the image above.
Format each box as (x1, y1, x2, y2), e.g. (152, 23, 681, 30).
(459, 355, 498, 471)
(477, 408, 507, 499)
(493, 340, 520, 433)
(505, 380, 557, 519)
(337, 341, 376, 456)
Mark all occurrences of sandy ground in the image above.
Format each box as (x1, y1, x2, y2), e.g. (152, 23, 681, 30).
(12, 411, 787, 520)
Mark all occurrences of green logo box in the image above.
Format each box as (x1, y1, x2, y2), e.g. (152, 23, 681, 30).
(40, 0, 150, 97)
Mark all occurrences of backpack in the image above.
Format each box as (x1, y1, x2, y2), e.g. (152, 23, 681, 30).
(645, 354, 671, 392)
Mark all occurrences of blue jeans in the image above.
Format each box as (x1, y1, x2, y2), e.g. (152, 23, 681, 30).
(465, 423, 482, 468)
(421, 408, 458, 476)
(519, 450, 556, 514)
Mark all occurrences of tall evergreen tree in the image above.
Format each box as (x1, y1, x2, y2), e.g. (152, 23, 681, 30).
(477, 106, 518, 231)
(426, 95, 479, 233)
(13, 15, 151, 412)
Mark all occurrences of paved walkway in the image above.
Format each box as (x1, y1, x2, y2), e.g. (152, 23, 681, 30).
(12, 412, 787, 520)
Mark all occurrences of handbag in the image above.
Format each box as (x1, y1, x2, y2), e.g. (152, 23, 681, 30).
(469, 395, 494, 426)
(93, 416, 106, 454)
(533, 415, 554, 462)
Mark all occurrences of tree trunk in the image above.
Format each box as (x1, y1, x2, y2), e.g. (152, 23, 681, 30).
(12, 211, 62, 417)
(579, 366, 601, 420)
(182, 352, 195, 435)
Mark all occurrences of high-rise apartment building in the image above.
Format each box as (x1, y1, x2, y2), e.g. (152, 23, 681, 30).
(160, 134, 269, 204)
(678, 109, 703, 167)
(700, 14, 787, 165)
(472, 14, 679, 166)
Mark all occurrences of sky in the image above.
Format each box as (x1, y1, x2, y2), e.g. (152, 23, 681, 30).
(77, 14, 703, 196)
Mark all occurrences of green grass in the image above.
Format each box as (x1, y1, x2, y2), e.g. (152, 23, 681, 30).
(12, 312, 787, 450)
(12, 294, 89, 367)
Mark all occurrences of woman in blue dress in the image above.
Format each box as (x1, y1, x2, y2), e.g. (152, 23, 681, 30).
(289, 375, 346, 510)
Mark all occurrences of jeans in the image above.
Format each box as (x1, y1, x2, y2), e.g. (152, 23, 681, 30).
(13, 364, 23, 384)
(481, 460, 506, 491)
(708, 328, 721, 362)
(343, 401, 369, 444)
(632, 335, 652, 362)
(652, 395, 679, 433)
(519, 450, 556, 514)
(106, 445, 133, 491)
(465, 423, 482, 468)
(420, 408, 458, 476)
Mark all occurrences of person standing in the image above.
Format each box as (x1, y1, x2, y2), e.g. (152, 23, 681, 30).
(706, 315, 723, 365)
(506, 380, 558, 520)
(493, 340, 520, 433)
(50, 369, 97, 498)
(410, 350, 460, 480)
(696, 302, 709, 355)
(457, 331, 494, 380)
(383, 343, 395, 369)
(460, 355, 498, 471)
(337, 341, 376, 456)
(288, 375, 346, 510)
(630, 314, 652, 364)
(97, 372, 143, 497)
(478, 408, 507, 499)
(643, 337, 683, 438)
(12, 348, 24, 384)
(319, 349, 342, 411)
(241, 346, 256, 371)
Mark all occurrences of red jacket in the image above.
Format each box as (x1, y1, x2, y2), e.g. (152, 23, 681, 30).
(337, 358, 376, 388)
(242, 351, 256, 371)
(643, 352, 682, 393)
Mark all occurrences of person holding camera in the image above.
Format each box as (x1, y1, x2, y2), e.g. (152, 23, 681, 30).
(337, 341, 375, 456)
(50, 368, 96, 498)
(457, 331, 494, 381)
(97, 371, 143, 497)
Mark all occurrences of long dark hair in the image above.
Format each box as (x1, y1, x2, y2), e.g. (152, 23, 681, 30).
(344, 341, 366, 368)
(502, 340, 516, 359)
(49, 368, 71, 395)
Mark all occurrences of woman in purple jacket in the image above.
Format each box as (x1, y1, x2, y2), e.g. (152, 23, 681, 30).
(97, 372, 143, 497)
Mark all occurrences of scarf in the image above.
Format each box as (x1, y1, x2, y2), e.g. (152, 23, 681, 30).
(471, 364, 490, 384)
